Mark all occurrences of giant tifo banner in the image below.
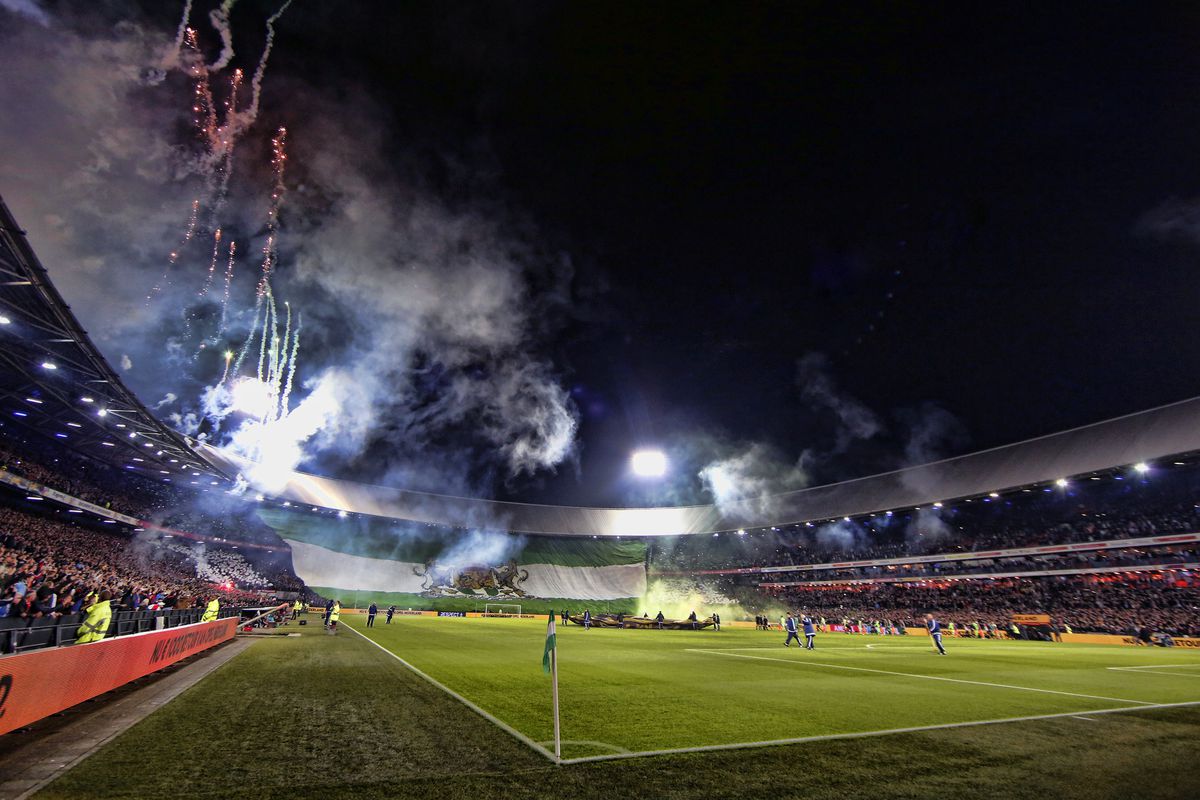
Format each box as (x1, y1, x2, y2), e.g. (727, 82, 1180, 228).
(0, 619, 237, 735)
(258, 509, 647, 613)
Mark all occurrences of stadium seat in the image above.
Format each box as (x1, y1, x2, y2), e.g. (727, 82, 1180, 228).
(15, 619, 56, 652)
(0, 616, 28, 654)
(55, 613, 83, 646)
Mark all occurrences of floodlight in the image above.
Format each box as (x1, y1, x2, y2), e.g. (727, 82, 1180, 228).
(1055, 478, 1068, 487)
(1134, 462, 1149, 474)
(630, 449, 668, 478)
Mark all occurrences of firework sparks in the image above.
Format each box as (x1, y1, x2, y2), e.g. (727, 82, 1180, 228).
(219, 239, 237, 332)
(146, 198, 199, 302)
(218, 349, 234, 387)
(165, 0, 195, 71)
(256, 127, 288, 297)
(200, 227, 222, 296)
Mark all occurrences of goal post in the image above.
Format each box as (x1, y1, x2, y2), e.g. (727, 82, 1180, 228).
(483, 603, 522, 617)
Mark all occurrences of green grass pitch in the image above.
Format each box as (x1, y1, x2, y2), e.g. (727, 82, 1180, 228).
(343, 614, 1200, 761)
(33, 613, 1200, 799)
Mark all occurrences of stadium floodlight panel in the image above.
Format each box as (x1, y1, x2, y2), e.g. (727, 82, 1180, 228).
(630, 449, 668, 477)
(1055, 478, 1069, 487)
(1134, 462, 1150, 473)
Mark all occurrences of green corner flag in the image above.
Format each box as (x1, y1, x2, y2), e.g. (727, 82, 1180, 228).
(542, 613, 557, 673)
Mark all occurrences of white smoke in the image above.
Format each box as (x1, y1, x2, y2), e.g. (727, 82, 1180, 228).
(699, 441, 809, 521)
(1136, 196, 1200, 247)
(0, 0, 47, 25)
(436, 529, 526, 571)
(0, 4, 579, 497)
(814, 519, 862, 552)
(900, 402, 967, 466)
(796, 352, 883, 450)
(904, 507, 953, 547)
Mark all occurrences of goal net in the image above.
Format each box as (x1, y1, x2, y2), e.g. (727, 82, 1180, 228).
(483, 603, 522, 617)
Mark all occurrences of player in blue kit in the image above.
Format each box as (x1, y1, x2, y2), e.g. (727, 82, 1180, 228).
(783, 613, 802, 647)
(801, 613, 816, 649)
(925, 613, 947, 655)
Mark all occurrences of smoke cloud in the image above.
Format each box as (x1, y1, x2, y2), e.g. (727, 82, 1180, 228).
(0, 4, 579, 499)
(1136, 196, 1200, 247)
(698, 441, 809, 522)
(796, 352, 883, 451)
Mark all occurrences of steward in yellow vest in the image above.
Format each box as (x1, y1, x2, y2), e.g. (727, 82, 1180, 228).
(327, 601, 341, 634)
(76, 592, 113, 644)
(201, 596, 220, 623)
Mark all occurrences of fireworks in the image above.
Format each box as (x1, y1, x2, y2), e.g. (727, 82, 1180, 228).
(256, 127, 288, 297)
(200, 227, 222, 297)
(227, 284, 302, 426)
(247, 0, 295, 121)
(143, 0, 309, 473)
(219, 239, 237, 332)
(146, 198, 199, 302)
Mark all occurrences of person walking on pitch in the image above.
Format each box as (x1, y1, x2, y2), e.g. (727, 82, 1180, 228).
(327, 600, 341, 635)
(802, 613, 816, 649)
(925, 613, 947, 655)
(367, 602, 378, 627)
(784, 613, 802, 647)
(582, 608, 592, 630)
(386, 605, 396, 624)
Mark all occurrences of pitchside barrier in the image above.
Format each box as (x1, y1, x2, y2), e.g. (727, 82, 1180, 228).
(0, 617, 238, 735)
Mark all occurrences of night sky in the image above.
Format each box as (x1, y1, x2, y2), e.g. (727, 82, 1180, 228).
(14, 2, 1200, 507)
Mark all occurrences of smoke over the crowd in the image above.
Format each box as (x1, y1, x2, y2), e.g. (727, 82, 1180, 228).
(0, 2, 578, 501)
(904, 507, 954, 547)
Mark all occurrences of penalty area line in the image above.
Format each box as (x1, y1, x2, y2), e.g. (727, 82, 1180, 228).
(344, 624, 558, 764)
(685, 648, 1158, 706)
(557, 700, 1200, 765)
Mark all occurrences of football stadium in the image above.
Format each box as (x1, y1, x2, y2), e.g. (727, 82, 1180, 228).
(1, 3, 1198, 799)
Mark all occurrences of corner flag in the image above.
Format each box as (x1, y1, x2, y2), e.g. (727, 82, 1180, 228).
(542, 613, 557, 673)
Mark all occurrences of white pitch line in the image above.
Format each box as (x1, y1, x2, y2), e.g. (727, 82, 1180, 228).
(344, 624, 558, 763)
(1107, 665, 1200, 679)
(537, 739, 631, 754)
(557, 700, 1200, 765)
(1071, 715, 1099, 722)
(685, 648, 1159, 706)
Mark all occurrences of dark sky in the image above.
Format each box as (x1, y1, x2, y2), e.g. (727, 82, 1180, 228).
(122, 2, 1200, 504)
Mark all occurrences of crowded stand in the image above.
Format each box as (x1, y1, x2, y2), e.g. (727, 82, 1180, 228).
(751, 543, 1200, 583)
(650, 463, 1200, 573)
(758, 571, 1200, 638)
(0, 505, 267, 618)
(0, 422, 313, 656)
(0, 429, 304, 583)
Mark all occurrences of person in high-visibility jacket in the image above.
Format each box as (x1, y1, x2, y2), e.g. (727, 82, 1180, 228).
(292, 599, 302, 619)
(327, 600, 341, 634)
(201, 596, 220, 623)
(76, 591, 113, 644)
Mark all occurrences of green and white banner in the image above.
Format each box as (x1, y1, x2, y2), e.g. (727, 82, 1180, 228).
(258, 508, 647, 612)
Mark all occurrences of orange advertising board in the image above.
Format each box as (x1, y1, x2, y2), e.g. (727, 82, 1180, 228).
(0, 618, 237, 735)
(1011, 614, 1051, 625)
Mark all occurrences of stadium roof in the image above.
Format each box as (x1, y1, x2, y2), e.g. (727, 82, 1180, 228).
(198, 394, 1200, 537)
(0, 195, 221, 483)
